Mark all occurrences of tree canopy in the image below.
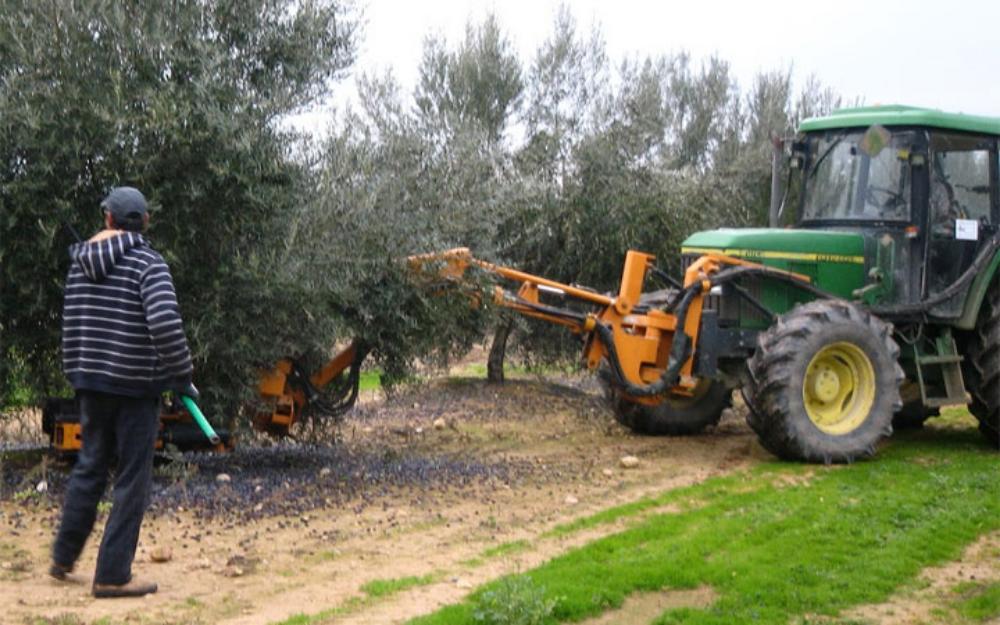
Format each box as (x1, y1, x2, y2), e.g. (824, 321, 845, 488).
(1, 4, 842, 422)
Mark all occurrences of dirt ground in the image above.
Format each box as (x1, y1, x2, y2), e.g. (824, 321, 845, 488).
(0, 372, 764, 625)
(3, 373, 995, 625)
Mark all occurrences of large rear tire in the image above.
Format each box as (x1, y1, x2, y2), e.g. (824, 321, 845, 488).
(744, 300, 903, 463)
(607, 378, 731, 436)
(961, 281, 1000, 448)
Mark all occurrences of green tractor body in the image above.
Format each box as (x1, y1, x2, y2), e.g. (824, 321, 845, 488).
(684, 228, 867, 322)
(662, 105, 1000, 461)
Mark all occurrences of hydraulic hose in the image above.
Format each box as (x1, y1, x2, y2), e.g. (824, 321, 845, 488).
(869, 233, 1000, 316)
(595, 284, 698, 397)
(293, 342, 371, 420)
(313, 342, 370, 419)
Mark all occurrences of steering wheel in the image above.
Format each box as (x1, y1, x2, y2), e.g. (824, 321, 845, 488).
(865, 185, 905, 216)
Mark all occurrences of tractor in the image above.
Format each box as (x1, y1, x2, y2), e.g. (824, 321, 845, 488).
(672, 104, 1000, 461)
(46, 105, 1000, 464)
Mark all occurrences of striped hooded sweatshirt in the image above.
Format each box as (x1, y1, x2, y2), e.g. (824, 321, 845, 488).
(62, 231, 193, 398)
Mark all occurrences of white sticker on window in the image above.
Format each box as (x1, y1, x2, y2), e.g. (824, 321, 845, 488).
(955, 219, 979, 241)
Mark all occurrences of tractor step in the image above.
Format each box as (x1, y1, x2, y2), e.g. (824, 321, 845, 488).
(913, 333, 972, 408)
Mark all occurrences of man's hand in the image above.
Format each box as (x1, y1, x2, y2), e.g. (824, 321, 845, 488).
(175, 382, 200, 400)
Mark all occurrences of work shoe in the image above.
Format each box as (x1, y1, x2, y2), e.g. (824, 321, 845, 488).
(49, 562, 85, 584)
(92, 576, 158, 598)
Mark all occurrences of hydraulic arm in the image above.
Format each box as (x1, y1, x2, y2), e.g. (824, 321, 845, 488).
(256, 248, 815, 435)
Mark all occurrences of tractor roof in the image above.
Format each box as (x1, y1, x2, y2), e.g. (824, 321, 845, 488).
(800, 104, 1000, 136)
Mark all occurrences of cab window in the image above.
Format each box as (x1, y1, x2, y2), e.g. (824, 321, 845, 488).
(930, 133, 992, 226)
(802, 128, 914, 223)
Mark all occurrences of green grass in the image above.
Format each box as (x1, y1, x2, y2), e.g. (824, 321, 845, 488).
(456, 539, 534, 569)
(953, 581, 1000, 622)
(358, 371, 382, 392)
(540, 466, 767, 540)
(457, 363, 489, 378)
(362, 573, 438, 598)
(937, 405, 982, 426)
(407, 416, 1000, 625)
(480, 539, 532, 560)
(271, 573, 439, 624)
(451, 363, 542, 378)
(271, 597, 367, 625)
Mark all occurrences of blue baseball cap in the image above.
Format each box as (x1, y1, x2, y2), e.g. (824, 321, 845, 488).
(100, 187, 148, 222)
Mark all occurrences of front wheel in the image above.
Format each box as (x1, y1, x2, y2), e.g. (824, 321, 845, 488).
(744, 300, 903, 463)
(606, 378, 732, 436)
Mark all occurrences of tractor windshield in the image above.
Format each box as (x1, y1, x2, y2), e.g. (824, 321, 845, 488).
(801, 128, 912, 223)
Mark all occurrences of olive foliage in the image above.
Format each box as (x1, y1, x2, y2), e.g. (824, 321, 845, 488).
(285, 17, 524, 383)
(0, 0, 358, 415)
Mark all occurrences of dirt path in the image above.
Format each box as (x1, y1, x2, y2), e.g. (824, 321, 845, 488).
(840, 532, 1000, 625)
(1, 376, 764, 625)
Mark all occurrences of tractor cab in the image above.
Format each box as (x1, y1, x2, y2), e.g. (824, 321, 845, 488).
(792, 106, 1000, 319)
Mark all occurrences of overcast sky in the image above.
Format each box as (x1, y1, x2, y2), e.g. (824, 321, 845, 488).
(298, 0, 1000, 132)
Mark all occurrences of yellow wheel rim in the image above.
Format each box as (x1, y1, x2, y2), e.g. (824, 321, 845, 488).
(802, 342, 876, 435)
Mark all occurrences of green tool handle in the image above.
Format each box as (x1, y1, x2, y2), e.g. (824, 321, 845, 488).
(180, 395, 221, 446)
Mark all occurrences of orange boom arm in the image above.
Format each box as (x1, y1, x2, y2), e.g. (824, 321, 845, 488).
(255, 248, 812, 435)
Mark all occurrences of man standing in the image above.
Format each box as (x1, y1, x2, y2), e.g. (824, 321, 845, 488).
(51, 187, 195, 598)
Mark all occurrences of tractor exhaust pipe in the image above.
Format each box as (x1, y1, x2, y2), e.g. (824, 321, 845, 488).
(769, 135, 783, 228)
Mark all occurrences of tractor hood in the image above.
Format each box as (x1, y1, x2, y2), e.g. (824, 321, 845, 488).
(681, 228, 865, 266)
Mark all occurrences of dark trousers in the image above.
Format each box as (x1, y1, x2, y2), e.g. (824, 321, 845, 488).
(52, 390, 159, 585)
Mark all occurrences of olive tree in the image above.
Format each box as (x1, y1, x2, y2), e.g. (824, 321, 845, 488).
(287, 16, 523, 385)
(0, 0, 358, 417)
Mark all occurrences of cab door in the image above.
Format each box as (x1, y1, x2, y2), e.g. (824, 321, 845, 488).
(924, 132, 998, 317)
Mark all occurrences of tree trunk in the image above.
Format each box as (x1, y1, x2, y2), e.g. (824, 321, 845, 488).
(487, 318, 514, 384)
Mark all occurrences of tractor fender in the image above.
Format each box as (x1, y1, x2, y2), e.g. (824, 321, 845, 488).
(955, 249, 1000, 330)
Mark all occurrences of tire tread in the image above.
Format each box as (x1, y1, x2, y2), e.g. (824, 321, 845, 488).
(744, 300, 903, 463)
